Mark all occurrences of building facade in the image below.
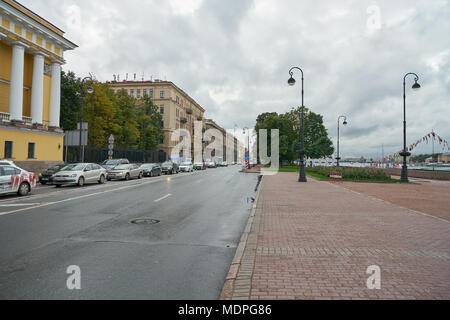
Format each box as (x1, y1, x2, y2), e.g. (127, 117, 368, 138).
(0, 0, 77, 171)
(205, 118, 238, 163)
(438, 153, 450, 164)
(107, 80, 206, 161)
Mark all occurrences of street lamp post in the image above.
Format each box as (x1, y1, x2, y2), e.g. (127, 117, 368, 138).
(288, 67, 307, 182)
(400, 73, 421, 183)
(78, 76, 94, 163)
(336, 115, 348, 167)
(243, 127, 250, 169)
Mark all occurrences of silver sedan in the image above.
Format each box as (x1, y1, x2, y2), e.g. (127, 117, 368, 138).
(107, 164, 142, 181)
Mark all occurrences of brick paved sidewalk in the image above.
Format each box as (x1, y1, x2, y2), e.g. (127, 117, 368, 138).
(221, 172, 450, 300)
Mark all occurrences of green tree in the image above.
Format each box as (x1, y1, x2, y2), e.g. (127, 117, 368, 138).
(112, 90, 140, 149)
(137, 95, 164, 151)
(60, 71, 82, 131)
(254, 107, 334, 165)
(82, 82, 117, 147)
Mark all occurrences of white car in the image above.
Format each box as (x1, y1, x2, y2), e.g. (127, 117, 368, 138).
(0, 164, 37, 196)
(53, 163, 107, 187)
(179, 162, 194, 172)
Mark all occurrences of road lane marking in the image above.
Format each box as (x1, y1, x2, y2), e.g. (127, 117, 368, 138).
(0, 171, 200, 217)
(0, 203, 40, 207)
(154, 194, 172, 202)
(0, 171, 198, 205)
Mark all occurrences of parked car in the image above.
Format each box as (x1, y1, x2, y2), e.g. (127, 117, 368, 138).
(101, 158, 129, 172)
(221, 161, 228, 167)
(140, 163, 161, 177)
(107, 164, 142, 181)
(39, 164, 66, 185)
(179, 162, 194, 172)
(161, 161, 179, 175)
(53, 163, 107, 187)
(193, 162, 206, 170)
(207, 161, 217, 168)
(0, 159, 18, 167)
(0, 164, 36, 196)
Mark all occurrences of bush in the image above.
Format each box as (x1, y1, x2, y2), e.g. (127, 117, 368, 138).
(306, 166, 389, 180)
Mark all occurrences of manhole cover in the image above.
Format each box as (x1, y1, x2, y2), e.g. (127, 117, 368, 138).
(130, 218, 160, 225)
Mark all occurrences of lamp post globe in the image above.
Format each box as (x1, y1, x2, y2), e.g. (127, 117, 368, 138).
(79, 76, 94, 163)
(287, 67, 307, 182)
(401, 72, 421, 183)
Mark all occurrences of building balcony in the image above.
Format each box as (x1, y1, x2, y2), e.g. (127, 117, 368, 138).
(197, 116, 203, 121)
(186, 108, 193, 114)
(181, 117, 188, 123)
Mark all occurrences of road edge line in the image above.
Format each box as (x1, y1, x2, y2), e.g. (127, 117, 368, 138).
(219, 174, 264, 300)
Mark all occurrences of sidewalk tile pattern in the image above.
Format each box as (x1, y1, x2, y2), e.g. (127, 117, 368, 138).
(231, 173, 450, 300)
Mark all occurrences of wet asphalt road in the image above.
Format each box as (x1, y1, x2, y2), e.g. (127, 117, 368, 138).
(0, 166, 258, 299)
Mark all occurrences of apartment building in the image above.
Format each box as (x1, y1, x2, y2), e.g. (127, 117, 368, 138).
(107, 80, 206, 161)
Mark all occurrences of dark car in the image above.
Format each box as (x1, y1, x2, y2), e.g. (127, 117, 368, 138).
(140, 163, 162, 177)
(161, 161, 179, 175)
(101, 159, 129, 172)
(39, 164, 66, 184)
(193, 162, 206, 170)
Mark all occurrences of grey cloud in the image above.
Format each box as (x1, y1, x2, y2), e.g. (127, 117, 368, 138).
(19, 0, 450, 158)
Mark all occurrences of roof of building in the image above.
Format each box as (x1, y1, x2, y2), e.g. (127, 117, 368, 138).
(107, 80, 205, 113)
(1, 0, 78, 49)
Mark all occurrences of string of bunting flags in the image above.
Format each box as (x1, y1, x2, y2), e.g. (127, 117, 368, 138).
(386, 131, 449, 162)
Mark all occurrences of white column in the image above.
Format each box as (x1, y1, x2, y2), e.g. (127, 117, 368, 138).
(49, 62, 61, 127)
(8, 43, 26, 121)
(30, 53, 45, 124)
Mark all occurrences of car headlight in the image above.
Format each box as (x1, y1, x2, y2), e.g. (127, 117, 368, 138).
(70, 174, 77, 177)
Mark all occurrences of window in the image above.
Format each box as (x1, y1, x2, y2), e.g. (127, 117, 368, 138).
(150, 88, 154, 97)
(4, 141, 13, 158)
(130, 89, 134, 97)
(176, 96, 180, 104)
(28, 143, 35, 159)
(160, 105, 164, 114)
(160, 90, 165, 98)
(143, 89, 147, 97)
(161, 120, 164, 128)
(137, 89, 141, 98)
(44, 63, 51, 76)
(1, 166, 20, 176)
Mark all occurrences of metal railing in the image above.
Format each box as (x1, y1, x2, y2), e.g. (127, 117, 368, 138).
(23, 116, 32, 125)
(0, 112, 10, 122)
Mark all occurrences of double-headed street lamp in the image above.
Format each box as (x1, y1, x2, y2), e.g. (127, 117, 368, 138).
(288, 67, 307, 182)
(400, 73, 421, 183)
(336, 115, 348, 167)
(78, 75, 94, 162)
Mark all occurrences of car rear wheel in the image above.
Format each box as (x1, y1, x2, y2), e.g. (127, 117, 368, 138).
(138, 172, 142, 179)
(55, 184, 62, 188)
(77, 177, 85, 187)
(40, 181, 47, 185)
(99, 175, 106, 184)
(17, 183, 30, 196)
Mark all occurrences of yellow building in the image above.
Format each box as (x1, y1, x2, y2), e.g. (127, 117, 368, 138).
(438, 153, 450, 164)
(0, 0, 77, 171)
(107, 80, 206, 161)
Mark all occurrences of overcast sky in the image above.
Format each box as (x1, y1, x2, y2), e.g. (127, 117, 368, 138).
(21, 0, 450, 158)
